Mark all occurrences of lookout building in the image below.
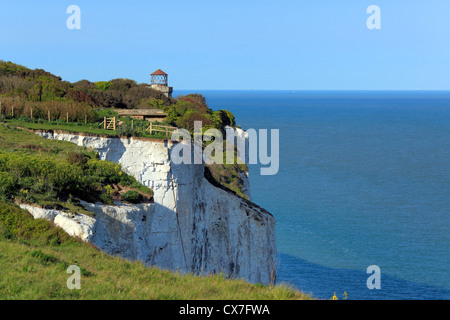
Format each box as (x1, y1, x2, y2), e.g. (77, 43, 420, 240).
(150, 69, 173, 98)
(114, 109, 167, 123)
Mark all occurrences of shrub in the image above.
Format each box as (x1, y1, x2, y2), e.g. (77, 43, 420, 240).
(99, 192, 114, 205)
(0, 172, 17, 199)
(176, 110, 213, 132)
(95, 81, 112, 91)
(121, 190, 141, 204)
(67, 151, 88, 166)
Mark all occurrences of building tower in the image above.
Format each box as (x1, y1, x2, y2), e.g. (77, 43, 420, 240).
(150, 69, 173, 98)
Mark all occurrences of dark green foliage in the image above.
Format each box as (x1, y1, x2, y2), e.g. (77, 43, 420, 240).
(205, 162, 249, 200)
(99, 192, 114, 205)
(163, 93, 235, 133)
(0, 172, 17, 200)
(138, 98, 166, 109)
(121, 190, 142, 204)
(67, 151, 89, 166)
(212, 109, 236, 130)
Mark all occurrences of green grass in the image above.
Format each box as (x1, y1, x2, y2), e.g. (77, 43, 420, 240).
(6, 118, 124, 137)
(0, 123, 153, 212)
(0, 201, 313, 300)
(4, 119, 172, 140)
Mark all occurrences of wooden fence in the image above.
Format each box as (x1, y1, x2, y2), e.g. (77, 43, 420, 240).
(0, 102, 88, 124)
(0, 101, 179, 136)
(146, 123, 178, 137)
(100, 117, 116, 130)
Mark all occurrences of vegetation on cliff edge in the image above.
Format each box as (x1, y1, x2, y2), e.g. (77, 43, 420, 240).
(0, 123, 153, 214)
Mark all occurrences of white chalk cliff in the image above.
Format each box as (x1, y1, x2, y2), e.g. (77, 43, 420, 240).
(27, 131, 276, 284)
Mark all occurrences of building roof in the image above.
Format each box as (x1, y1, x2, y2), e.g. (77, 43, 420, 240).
(115, 109, 167, 116)
(151, 69, 167, 76)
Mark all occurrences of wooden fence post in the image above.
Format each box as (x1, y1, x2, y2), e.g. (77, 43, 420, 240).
(104, 117, 107, 129)
(113, 117, 116, 131)
(12, 107, 14, 118)
(31, 108, 33, 120)
(150, 122, 153, 134)
(85, 114, 87, 124)
(131, 120, 134, 130)
(48, 110, 51, 122)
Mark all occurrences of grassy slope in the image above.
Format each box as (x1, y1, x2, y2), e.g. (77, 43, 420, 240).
(0, 202, 312, 300)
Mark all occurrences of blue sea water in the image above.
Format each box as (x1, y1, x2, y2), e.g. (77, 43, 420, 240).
(175, 90, 450, 300)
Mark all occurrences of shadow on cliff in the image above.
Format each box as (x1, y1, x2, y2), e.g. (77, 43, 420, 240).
(276, 252, 450, 300)
(100, 137, 128, 164)
(92, 201, 190, 271)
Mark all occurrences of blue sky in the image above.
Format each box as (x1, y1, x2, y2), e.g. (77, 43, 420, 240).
(1, 0, 449, 90)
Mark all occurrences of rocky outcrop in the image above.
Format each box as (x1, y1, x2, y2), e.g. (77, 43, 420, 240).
(19, 204, 95, 242)
(29, 131, 276, 284)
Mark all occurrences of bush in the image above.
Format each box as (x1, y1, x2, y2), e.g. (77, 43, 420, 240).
(67, 151, 88, 166)
(0, 172, 17, 200)
(0, 149, 149, 205)
(99, 192, 114, 205)
(176, 110, 213, 132)
(95, 81, 112, 91)
(121, 190, 141, 204)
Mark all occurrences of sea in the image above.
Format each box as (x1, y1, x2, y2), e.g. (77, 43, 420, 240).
(175, 90, 450, 300)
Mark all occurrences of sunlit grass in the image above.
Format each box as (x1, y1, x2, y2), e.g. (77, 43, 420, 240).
(0, 202, 313, 300)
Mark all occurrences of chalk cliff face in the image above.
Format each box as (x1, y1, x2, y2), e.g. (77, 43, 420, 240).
(31, 131, 276, 284)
